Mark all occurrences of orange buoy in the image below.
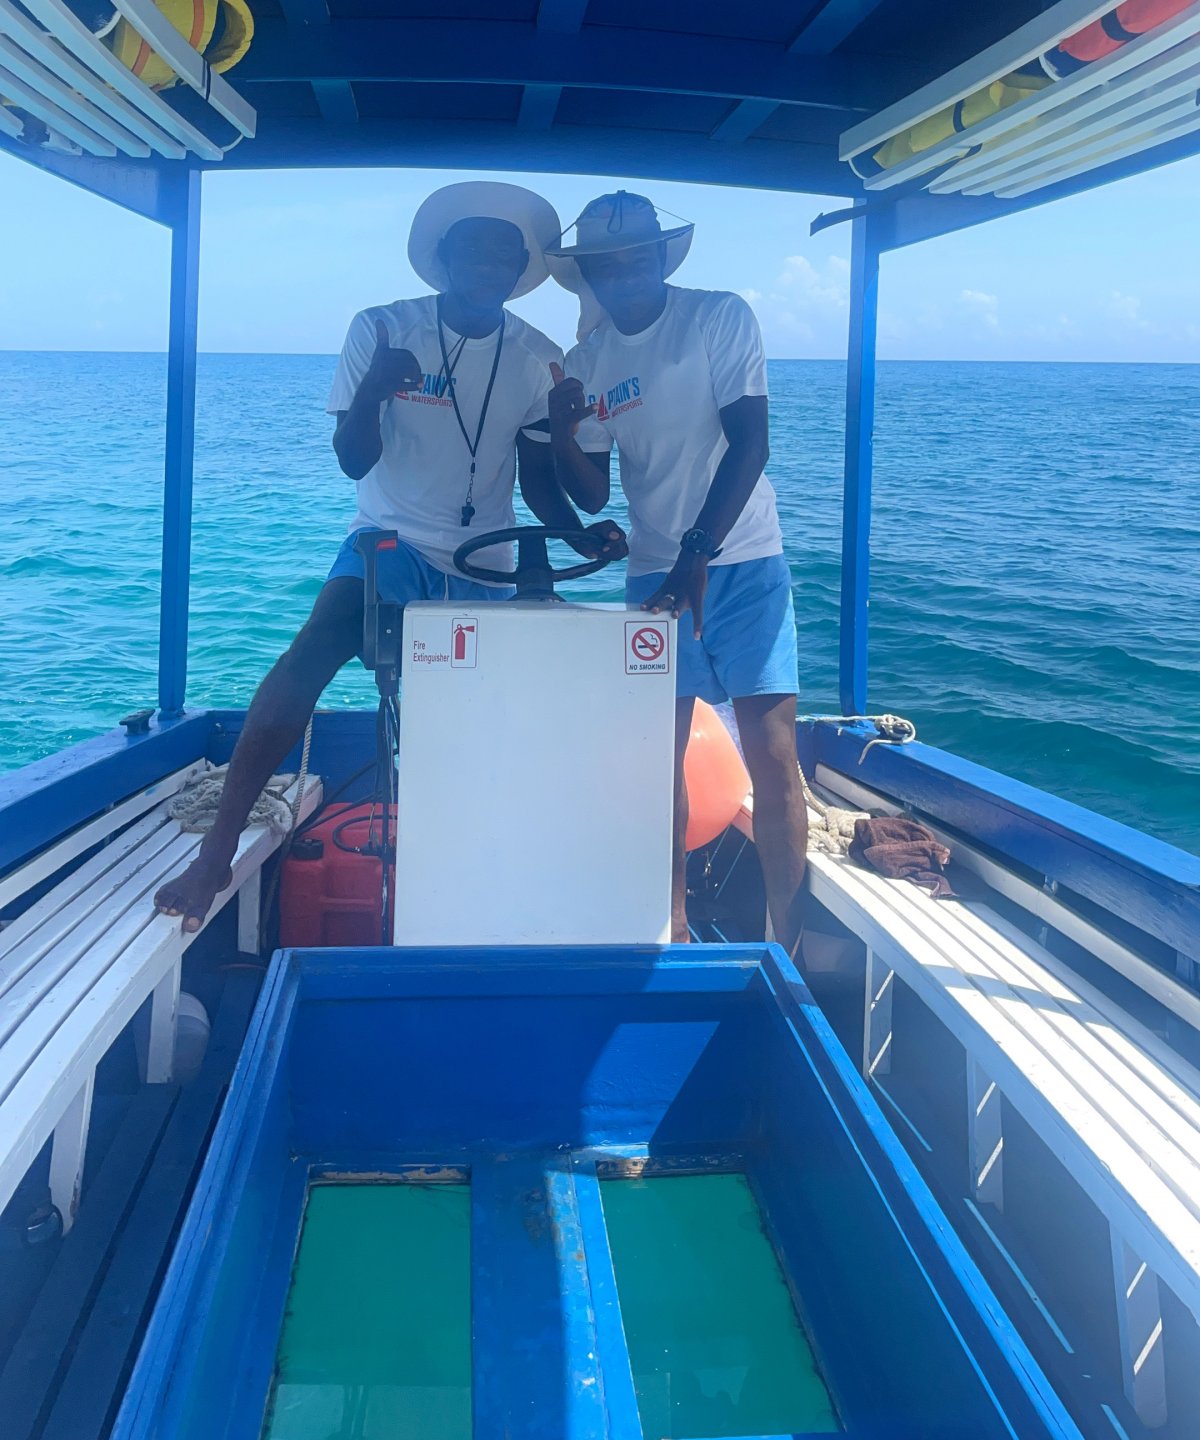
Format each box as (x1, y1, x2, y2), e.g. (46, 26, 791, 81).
(1046, 0, 1191, 75)
(683, 701, 751, 851)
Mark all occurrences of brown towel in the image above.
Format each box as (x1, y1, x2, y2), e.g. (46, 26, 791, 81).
(848, 816, 956, 899)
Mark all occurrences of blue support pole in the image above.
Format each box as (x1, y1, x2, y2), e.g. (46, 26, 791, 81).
(157, 169, 201, 719)
(839, 211, 879, 716)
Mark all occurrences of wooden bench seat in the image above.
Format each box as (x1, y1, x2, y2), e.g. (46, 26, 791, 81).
(0, 764, 321, 1235)
(736, 766, 1200, 1428)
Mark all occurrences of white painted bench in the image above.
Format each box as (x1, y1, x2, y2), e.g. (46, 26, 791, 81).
(0, 763, 322, 1235)
(773, 765, 1200, 1429)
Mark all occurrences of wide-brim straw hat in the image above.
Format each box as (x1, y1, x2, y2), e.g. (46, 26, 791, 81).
(408, 181, 562, 300)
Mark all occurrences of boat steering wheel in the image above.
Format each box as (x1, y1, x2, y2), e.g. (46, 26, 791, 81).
(453, 525, 615, 601)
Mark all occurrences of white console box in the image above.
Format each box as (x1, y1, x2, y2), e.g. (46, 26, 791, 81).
(393, 601, 677, 945)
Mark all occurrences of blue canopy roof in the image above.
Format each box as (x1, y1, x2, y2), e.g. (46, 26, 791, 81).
(5, 0, 1200, 249)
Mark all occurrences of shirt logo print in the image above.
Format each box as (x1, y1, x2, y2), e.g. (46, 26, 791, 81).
(396, 371, 456, 407)
(590, 374, 642, 421)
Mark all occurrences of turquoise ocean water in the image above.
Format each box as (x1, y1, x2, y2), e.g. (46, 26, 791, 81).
(1, 351, 1197, 855)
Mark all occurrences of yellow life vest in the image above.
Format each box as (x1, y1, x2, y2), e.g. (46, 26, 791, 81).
(853, 69, 1053, 178)
(104, 0, 253, 91)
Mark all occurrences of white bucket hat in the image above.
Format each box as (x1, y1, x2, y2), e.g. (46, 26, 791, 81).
(545, 191, 694, 292)
(407, 181, 562, 301)
(545, 191, 694, 339)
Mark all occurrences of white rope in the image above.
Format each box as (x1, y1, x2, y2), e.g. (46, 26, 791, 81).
(165, 719, 314, 840)
(800, 766, 867, 856)
(800, 713, 917, 852)
(814, 712, 918, 764)
(288, 718, 314, 837)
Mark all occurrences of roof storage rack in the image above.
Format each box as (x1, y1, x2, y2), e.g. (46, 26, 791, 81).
(0, 0, 255, 162)
(840, 0, 1200, 200)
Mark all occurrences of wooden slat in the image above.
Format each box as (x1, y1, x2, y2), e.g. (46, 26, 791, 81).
(0, 763, 204, 915)
(0, 828, 198, 1053)
(37, 976, 260, 1440)
(813, 763, 1200, 1026)
(0, 779, 321, 1222)
(893, 895, 1200, 1215)
(0, 808, 179, 987)
(0, 1085, 178, 1440)
(805, 849, 1200, 1320)
(840, 0, 1124, 159)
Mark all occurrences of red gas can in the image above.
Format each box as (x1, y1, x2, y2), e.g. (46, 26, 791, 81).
(278, 802, 396, 947)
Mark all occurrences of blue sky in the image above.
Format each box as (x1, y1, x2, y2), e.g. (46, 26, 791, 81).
(2, 151, 1199, 361)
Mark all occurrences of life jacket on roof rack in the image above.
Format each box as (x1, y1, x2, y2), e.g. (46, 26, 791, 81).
(1043, 0, 1194, 78)
(105, 0, 254, 90)
(850, 65, 1051, 179)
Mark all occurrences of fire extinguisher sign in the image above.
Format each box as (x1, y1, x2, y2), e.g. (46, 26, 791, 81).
(407, 615, 479, 670)
(625, 621, 670, 675)
(450, 618, 478, 668)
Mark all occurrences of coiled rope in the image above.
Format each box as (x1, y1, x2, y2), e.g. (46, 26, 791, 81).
(800, 713, 917, 855)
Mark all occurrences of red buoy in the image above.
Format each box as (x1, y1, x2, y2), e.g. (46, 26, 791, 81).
(683, 701, 751, 851)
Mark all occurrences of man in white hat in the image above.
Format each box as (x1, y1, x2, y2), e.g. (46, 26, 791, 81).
(156, 180, 623, 932)
(545, 191, 807, 956)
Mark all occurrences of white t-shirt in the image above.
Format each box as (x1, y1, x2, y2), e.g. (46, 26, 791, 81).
(566, 287, 783, 578)
(327, 294, 562, 582)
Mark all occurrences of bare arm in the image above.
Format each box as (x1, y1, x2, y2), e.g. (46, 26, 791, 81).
(643, 395, 770, 637)
(687, 394, 770, 547)
(517, 433, 627, 558)
(332, 317, 423, 481)
(547, 361, 612, 513)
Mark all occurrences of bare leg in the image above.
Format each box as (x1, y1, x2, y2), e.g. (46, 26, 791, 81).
(154, 578, 363, 932)
(732, 693, 807, 961)
(671, 697, 696, 943)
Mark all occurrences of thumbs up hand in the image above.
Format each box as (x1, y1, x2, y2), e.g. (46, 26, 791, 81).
(548, 361, 596, 450)
(360, 313, 425, 404)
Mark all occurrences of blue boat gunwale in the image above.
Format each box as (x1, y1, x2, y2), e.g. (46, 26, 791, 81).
(112, 941, 1083, 1440)
(2, 709, 1194, 977)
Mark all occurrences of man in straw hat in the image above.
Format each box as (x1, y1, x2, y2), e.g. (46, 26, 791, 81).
(156, 180, 624, 932)
(546, 191, 806, 956)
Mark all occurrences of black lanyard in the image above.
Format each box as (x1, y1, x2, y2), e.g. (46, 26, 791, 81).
(437, 299, 505, 527)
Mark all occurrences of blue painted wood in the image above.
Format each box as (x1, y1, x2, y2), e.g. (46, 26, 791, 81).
(39, 974, 260, 1440)
(571, 1163, 643, 1438)
(809, 722, 1200, 959)
(112, 945, 1082, 1440)
(216, 117, 859, 196)
(473, 1154, 613, 1439)
(236, 20, 892, 113)
(0, 1086, 177, 1440)
(519, 83, 563, 129)
(157, 169, 201, 720)
(0, 714, 211, 878)
(311, 79, 358, 124)
(0, 138, 176, 223)
(790, 0, 887, 54)
(754, 951, 1082, 1439)
(536, 0, 590, 33)
(839, 213, 878, 715)
(114, 961, 302, 1440)
(877, 129, 1200, 253)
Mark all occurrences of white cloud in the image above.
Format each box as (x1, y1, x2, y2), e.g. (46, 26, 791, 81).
(741, 254, 850, 354)
(1105, 290, 1147, 328)
(960, 289, 1000, 328)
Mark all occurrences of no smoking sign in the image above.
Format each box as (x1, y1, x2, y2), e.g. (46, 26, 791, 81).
(625, 620, 671, 675)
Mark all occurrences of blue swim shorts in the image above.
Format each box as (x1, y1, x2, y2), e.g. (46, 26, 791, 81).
(327, 530, 515, 607)
(626, 554, 798, 704)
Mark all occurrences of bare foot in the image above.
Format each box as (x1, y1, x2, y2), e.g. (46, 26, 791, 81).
(671, 918, 691, 944)
(154, 854, 233, 933)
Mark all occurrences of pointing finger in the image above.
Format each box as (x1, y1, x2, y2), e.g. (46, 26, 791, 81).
(549, 360, 565, 385)
(374, 316, 390, 349)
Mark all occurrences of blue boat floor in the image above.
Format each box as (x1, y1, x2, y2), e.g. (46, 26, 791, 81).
(0, 932, 263, 1440)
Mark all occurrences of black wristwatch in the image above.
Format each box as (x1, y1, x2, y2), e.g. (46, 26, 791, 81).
(680, 527, 723, 560)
